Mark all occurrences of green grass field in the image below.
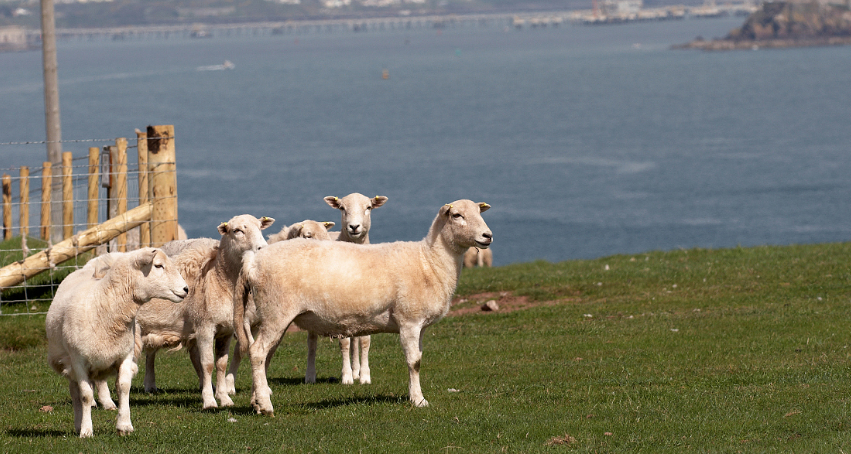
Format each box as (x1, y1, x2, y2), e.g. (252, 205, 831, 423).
(1, 243, 850, 452)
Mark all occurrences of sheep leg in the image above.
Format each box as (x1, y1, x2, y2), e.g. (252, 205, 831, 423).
(69, 379, 85, 436)
(399, 325, 428, 407)
(196, 328, 219, 409)
(225, 321, 256, 395)
(95, 379, 117, 410)
(143, 349, 159, 393)
(214, 335, 234, 407)
(359, 335, 372, 385)
(189, 344, 204, 390)
(249, 321, 290, 416)
(115, 354, 136, 436)
(305, 331, 318, 384)
(339, 337, 354, 385)
(351, 337, 361, 381)
(69, 362, 95, 437)
(225, 339, 241, 396)
(78, 378, 95, 437)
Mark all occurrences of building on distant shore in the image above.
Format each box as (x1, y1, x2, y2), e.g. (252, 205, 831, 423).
(601, 0, 642, 18)
(0, 26, 29, 52)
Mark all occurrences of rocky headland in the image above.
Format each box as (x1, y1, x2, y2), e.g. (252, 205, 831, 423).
(674, 1, 851, 50)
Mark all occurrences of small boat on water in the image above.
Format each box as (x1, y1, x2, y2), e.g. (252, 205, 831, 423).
(197, 60, 235, 71)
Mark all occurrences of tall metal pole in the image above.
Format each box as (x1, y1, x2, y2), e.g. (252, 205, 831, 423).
(40, 0, 63, 242)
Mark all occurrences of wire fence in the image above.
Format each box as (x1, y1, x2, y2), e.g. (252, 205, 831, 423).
(0, 126, 179, 316)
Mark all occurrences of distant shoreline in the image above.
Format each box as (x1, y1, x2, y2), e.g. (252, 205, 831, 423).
(673, 35, 851, 51)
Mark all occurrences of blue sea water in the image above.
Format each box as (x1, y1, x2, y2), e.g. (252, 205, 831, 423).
(2, 17, 850, 265)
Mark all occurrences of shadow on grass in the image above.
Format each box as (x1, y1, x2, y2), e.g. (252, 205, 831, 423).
(304, 394, 405, 410)
(226, 394, 406, 416)
(268, 376, 339, 387)
(130, 389, 207, 410)
(6, 428, 68, 438)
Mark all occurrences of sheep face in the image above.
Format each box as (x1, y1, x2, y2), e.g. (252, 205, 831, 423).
(134, 248, 189, 303)
(440, 200, 493, 252)
(217, 215, 275, 257)
(287, 220, 335, 241)
(324, 193, 388, 241)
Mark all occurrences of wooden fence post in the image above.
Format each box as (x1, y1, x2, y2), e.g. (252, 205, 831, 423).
(137, 131, 150, 248)
(87, 148, 99, 229)
(111, 139, 128, 252)
(147, 125, 177, 248)
(2, 175, 10, 241)
(40, 162, 52, 241)
(20, 167, 29, 240)
(62, 151, 73, 239)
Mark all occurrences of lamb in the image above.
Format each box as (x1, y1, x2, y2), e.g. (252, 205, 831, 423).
(267, 220, 335, 244)
(136, 214, 274, 409)
(463, 247, 493, 268)
(46, 248, 188, 437)
(234, 199, 492, 414)
(313, 193, 388, 386)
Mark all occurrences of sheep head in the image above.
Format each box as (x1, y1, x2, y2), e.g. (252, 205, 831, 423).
(217, 215, 275, 260)
(324, 193, 388, 242)
(133, 248, 189, 303)
(287, 220, 335, 241)
(438, 200, 493, 253)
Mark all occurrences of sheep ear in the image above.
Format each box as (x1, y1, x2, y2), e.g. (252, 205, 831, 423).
(479, 202, 490, 213)
(217, 222, 229, 235)
(372, 196, 388, 209)
(286, 223, 303, 239)
(324, 196, 342, 209)
(322, 222, 335, 230)
(135, 248, 157, 269)
(440, 204, 453, 217)
(259, 216, 275, 230)
(92, 261, 111, 279)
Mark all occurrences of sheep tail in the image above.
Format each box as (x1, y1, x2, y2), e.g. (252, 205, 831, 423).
(233, 271, 251, 357)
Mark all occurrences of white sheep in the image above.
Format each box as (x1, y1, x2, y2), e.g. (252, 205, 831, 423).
(224, 218, 335, 389)
(136, 214, 274, 409)
(463, 247, 493, 268)
(46, 248, 188, 437)
(312, 193, 388, 386)
(267, 220, 335, 244)
(234, 199, 492, 414)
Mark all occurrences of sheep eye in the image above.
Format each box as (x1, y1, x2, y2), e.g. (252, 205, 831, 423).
(154, 264, 164, 269)
(452, 213, 463, 219)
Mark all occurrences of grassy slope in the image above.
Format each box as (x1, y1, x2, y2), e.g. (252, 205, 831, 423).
(1, 243, 850, 452)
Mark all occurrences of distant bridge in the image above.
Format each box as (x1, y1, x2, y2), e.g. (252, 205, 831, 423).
(21, 6, 753, 42)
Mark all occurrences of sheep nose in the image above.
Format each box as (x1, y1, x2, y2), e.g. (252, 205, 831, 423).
(183, 286, 189, 294)
(483, 232, 492, 240)
(349, 225, 360, 232)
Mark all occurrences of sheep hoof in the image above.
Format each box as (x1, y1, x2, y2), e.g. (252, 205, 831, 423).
(341, 375, 354, 385)
(202, 401, 218, 410)
(414, 398, 429, 407)
(219, 396, 234, 407)
(101, 401, 117, 411)
(116, 425, 134, 436)
(79, 428, 94, 438)
(144, 386, 158, 394)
